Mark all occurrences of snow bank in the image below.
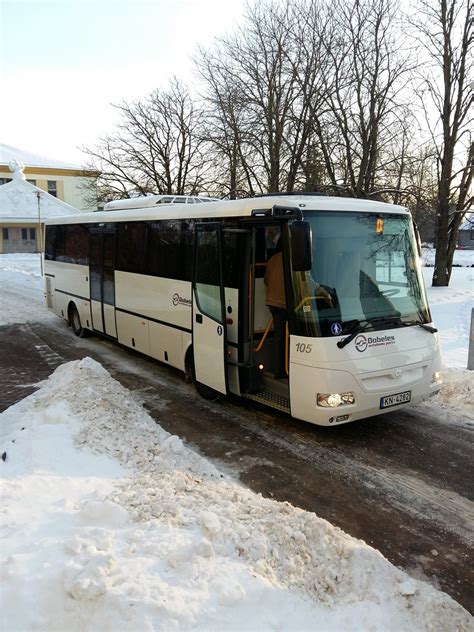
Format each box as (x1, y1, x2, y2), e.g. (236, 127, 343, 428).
(431, 368, 474, 420)
(1, 358, 471, 631)
(422, 266, 473, 369)
(0, 252, 43, 277)
(0, 253, 53, 326)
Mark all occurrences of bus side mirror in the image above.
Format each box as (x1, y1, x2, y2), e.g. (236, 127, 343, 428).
(290, 221, 312, 271)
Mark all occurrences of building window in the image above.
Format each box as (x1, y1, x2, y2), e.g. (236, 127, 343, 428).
(27, 179, 37, 186)
(47, 180, 57, 197)
(2, 228, 9, 240)
(22, 228, 28, 240)
(0, 178, 12, 185)
(30, 228, 36, 240)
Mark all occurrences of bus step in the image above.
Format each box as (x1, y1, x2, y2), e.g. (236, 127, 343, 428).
(243, 389, 290, 414)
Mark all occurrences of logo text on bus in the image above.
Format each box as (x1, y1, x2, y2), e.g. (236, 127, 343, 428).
(172, 293, 192, 307)
(355, 334, 395, 352)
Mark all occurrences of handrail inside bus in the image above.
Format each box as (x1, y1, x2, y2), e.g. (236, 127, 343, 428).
(254, 317, 274, 352)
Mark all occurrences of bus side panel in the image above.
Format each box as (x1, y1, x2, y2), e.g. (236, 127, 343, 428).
(149, 322, 184, 370)
(115, 272, 192, 331)
(55, 291, 70, 321)
(44, 275, 54, 311)
(53, 262, 90, 301)
(91, 301, 104, 332)
(103, 304, 117, 337)
(44, 261, 90, 320)
(181, 331, 192, 368)
(116, 311, 150, 355)
(227, 345, 240, 395)
(44, 264, 57, 315)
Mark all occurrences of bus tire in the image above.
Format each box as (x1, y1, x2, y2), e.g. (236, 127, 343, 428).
(189, 351, 221, 401)
(69, 304, 87, 338)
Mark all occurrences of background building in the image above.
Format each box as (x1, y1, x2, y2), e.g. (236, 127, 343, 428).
(0, 162, 82, 253)
(457, 215, 474, 250)
(0, 143, 98, 211)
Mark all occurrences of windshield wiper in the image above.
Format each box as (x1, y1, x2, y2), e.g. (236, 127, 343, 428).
(336, 316, 402, 350)
(400, 320, 438, 333)
(337, 316, 438, 349)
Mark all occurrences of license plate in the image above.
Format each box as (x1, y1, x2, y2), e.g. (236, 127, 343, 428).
(380, 390, 411, 409)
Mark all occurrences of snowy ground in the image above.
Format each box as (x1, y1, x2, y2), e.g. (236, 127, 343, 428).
(0, 252, 473, 630)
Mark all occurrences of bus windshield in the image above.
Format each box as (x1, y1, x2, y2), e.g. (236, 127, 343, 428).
(290, 211, 431, 338)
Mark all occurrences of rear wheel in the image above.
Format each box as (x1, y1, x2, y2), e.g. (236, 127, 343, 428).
(69, 304, 87, 338)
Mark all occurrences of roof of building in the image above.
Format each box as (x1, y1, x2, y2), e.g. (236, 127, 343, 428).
(0, 164, 82, 222)
(0, 143, 83, 171)
(459, 214, 473, 230)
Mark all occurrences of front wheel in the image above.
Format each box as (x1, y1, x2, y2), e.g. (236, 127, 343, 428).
(69, 305, 87, 338)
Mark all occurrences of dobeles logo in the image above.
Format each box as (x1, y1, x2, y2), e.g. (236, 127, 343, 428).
(355, 333, 396, 352)
(172, 293, 192, 307)
(355, 334, 368, 352)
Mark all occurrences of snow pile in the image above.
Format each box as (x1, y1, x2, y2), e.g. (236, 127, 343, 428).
(0, 253, 55, 326)
(422, 266, 473, 369)
(1, 358, 471, 631)
(432, 368, 474, 419)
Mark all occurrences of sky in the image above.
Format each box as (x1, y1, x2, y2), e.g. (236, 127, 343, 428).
(0, 0, 246, 166)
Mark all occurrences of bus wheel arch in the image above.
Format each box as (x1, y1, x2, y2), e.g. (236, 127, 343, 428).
(184, 345, 193, 383)
(68, 302, 87, 338)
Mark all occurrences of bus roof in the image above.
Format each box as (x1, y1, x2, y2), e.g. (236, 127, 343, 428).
(45, 195, 409, 225)
(103, 194, 220, 211)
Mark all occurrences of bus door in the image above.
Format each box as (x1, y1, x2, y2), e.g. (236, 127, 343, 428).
(192, 223, 228, 395)
(90, 230, 117, 338)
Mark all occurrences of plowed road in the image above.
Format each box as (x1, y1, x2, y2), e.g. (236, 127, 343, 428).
(1, 314, 472, 613)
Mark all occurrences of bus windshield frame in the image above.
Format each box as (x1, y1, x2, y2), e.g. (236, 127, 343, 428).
(289, 211, 431, 339)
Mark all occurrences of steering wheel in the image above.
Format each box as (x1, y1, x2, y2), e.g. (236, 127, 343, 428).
(295, 294, 334, 312)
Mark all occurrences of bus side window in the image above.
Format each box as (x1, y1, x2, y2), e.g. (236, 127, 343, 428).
(45, 225, 58, 261)
(117, 222, 147, 274)
(147, 220, 192, 281)
(222, 230, 244, 289)
(64, 225, 89, 265)
(54, 226, 66, 262)
(180, 221, 194, 281)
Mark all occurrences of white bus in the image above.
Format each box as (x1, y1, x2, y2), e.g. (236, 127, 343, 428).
(43, 194, 441, 426)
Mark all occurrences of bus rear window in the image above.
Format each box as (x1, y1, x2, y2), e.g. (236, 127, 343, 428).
(45, 224, 89, 265)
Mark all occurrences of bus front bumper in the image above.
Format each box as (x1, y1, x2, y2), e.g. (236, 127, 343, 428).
(289, 362, 442, 426)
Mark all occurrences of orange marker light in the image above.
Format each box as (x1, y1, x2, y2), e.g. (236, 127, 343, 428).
(375, 217, 384, 234)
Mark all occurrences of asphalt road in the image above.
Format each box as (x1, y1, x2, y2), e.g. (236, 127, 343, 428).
(1, 318, 473, 614)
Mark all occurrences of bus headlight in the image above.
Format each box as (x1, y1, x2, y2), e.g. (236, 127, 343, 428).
(431, 371, 441, 383)
(317, 392, 355, 407)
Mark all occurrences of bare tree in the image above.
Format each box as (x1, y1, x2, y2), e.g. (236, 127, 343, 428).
(197, 0, 331, 195)
(309, 0, 412, 198)
(196, 48, 257, 197)
(82, 79, 208, 204)
(413, 0, 473, 286)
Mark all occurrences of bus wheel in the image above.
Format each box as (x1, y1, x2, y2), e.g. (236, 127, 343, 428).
(69, 305, 87, 338)
(189, 352, 220, 401)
